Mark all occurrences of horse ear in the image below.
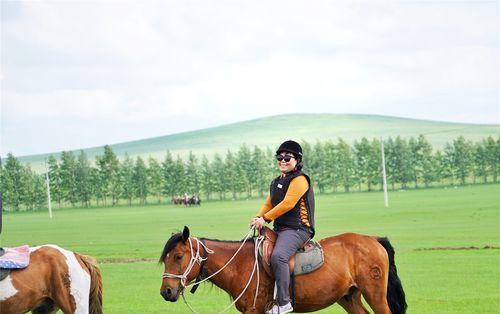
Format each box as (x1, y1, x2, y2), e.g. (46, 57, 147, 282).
(182, 226, 190, 242)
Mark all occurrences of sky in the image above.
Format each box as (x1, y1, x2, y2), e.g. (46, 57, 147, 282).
(1, 1, 499, 157)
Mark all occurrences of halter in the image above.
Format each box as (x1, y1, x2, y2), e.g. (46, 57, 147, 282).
(162, 237, 214, 287)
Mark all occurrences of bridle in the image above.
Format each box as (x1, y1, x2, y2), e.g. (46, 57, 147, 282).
(162, 237, 213, 287)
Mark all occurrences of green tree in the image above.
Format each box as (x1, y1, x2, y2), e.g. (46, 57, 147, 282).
(225, 150, 240, 200)
(96, 145, 120, 205)
(75, 151, 92, 207)
(353, 138, 371, 191)
(472, 142, 488, 184)
(252, 146, 267, 198)
(3, 153, 25, 211)
(47, 155, 63, 208)
(407, 137, 422, 188)
(134, 156, 148, 204)
(0, 157, 5, 209)
(336, 139, 355, 192)
(484, 136, 499, 183)
(452, 136, 473, 185)
(199, 155, 214, 201)
(120, 154, 135, 206)
(300, 141, 312, 174)
(107, 146, 121, 205)
(433, 151, 445, 185)
(237, 145, 252, 198)
(162, 151, 175, 198)
(323, 140, 340, 192)
(442, 144, 456, 185)
(185, 152, 200, 195)
(211, 153, 227, 200)
(33, 172, 47, 210)
(393, 137, 412, 189)
(172, 156, 187, 196)
(90, 166, 105, 206)
(148, 157, 163, 203)
(60, 151, 78, 206)
(420, 149, 437, 188)
(496, 135, 500, 183)
(21, 166, 46, 211)
(417, 135, 435, 188)
(384, 138, 397, 190)
(309, 142, 327, 193)
(368, 138, 382, 191)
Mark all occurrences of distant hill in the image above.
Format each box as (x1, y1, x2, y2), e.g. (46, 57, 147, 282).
(16, 114, 500, 170)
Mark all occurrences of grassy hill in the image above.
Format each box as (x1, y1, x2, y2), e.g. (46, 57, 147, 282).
(17, 114, 500, 169)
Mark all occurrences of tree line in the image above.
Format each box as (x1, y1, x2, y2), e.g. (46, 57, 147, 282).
(1, 135, 498, 211)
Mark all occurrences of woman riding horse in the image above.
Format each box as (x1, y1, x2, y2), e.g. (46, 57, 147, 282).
(159, 140, 407, 314)
(251, 140, 314, 314)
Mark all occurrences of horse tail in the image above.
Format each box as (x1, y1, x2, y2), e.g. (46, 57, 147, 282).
(377, 237, 407, 314)
(77, 254, 103, 314)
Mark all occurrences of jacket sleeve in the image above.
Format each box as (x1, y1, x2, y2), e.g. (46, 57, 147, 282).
(262, 176, 309, 222)
(256, 195, 272, 219)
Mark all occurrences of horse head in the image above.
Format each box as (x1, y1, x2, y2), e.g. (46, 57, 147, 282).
(159, 226, 205, 302)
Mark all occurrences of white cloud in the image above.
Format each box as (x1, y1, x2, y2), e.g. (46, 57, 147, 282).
(1, 0, 499, 156)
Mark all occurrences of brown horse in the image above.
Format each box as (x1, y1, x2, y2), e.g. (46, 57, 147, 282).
(0, 245, 103, 314)
(159, 226, 406, 314)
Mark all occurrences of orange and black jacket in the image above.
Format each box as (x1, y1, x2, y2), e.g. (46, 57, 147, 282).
(257, 170, 315, 238)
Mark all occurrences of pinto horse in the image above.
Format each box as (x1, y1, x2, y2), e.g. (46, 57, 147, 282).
(0, 245, 103, 314)
(159, 226, 407, 314)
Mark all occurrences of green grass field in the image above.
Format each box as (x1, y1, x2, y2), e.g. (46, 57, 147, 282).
(2, 184, 499, 313)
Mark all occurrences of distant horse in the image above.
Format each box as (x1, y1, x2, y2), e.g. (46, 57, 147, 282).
(159, 226, 406, 314)
(0, 245, 103, 314)
(171, 195, 201, 206)
(187, 195, 201, 206)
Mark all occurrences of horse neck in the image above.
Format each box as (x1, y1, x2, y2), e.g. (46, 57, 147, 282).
(203, 239, 255, 292)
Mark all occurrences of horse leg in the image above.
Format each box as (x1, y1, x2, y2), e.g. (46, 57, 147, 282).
(51, 292, 76, 314)
(337, 289, 370, 314)
(359, 284, 391, 314)
(50, 272, 89, 314)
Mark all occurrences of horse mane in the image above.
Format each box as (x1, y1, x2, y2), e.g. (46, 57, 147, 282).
(159, 232, 183, 262)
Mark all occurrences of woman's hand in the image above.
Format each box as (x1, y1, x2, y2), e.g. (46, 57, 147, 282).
(250, 217, 266, 230)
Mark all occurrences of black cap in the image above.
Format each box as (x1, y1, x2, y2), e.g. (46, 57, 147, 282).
(276, 140, 303, 159)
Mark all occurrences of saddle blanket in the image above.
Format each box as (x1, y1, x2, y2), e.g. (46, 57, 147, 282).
(0, 245, 30, 269)
(294, 240, 324, 276)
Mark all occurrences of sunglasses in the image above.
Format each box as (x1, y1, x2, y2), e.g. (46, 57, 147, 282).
(275, 154, 295, 162)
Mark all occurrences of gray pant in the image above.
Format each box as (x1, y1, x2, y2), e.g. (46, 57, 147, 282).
(270, 228, 310, 306)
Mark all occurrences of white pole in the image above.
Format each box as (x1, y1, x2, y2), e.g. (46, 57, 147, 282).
(381, 137, 389, 207)
(45, 161, 53, 218)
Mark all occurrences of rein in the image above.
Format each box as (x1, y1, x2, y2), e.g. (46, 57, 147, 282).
(162, 227, 265, 314)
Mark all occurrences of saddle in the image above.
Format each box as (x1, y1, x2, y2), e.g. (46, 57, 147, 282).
(0, 245, 30, 281)
(258, 227, 324, 279)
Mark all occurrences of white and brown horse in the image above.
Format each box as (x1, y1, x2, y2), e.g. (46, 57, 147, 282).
(0, 245, 103, 314)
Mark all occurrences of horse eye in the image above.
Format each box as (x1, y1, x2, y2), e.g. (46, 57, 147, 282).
(175, 254, 183, 261)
